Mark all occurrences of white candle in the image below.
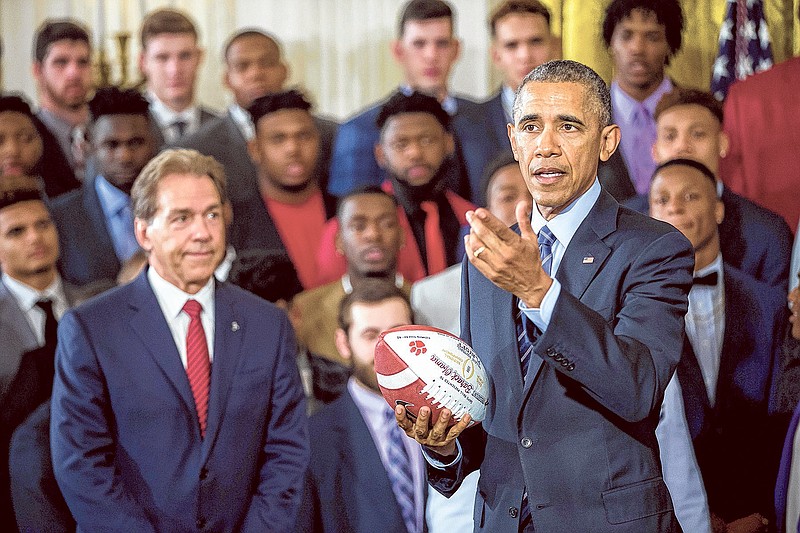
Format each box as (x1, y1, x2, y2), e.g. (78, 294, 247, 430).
(97, 0, 106, 46)
(139, 0, 146, 19)
(120, 0, 129, 31)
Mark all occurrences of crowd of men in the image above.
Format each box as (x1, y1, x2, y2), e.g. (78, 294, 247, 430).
(1, 0, 799, 532)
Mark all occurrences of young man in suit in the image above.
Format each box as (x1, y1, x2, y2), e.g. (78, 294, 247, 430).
(298, 278, 422, 533)
(51, 87, 158, 287)
(138, 8, 217, 145)
(400, 60, 693, 533)
(32, 19, 93, 183)
(649, 158, 785, 533)
(598, 0, 684, 202)
(229, 90, 336, 290)
(328, 0, 494, 204)
(649, 88, 793, 292)
(50, 148, 309, 531)
(177, 29, 337, 203)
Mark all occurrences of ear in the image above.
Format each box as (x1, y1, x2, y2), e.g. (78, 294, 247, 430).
(196, 47, 205, 66)
(651, 141, 660, 164)
(718, 131, 730, 159)
(334, 227, 344, 255)
(375, 143, 387, 169)
(715, 198, 725, 225)
(247, 138, 260, 165)
(390, 39, 403, 63)
(32, 62, 43, 83)
(334, 328, 352, 362)
(278, 61, 289, 88)
(490, 43, 501, 68)
(451, 38, 461, 63)
(138, 50, 147, 77)
(598, 124, 621, 162)
(443, 132, 455, 156)
(134, 218, 152, 251)
(508, 123, 519, 160)
(223, 69, 232, 92)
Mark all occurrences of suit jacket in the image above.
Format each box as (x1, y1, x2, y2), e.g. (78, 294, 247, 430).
(598, 149, 636, 204)
(775, 397, 800, 533)
(478, 90, 512, 159)
(0, 281, 40, 403)
(176, 110, 338, 204)
(327, 93, 496, 204)
(31, 114, 81, 200)
(720, 56, 800, 230)
(431, 190, 693, 532)
(50, 271, 309, 532)
(297, 389, 421, 533)
(51, 177, 121, 287)
(148, 106, 218, 149)
(677, 265, 786, 524)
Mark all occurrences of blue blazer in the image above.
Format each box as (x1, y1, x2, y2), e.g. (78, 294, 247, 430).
(478, 90, 511, 154)
(776, 399, 800, 533)
(430, 190, 693, 532)
(327, 93, 496, 205)
(677, 265, 786, 524)
(50, 271, 309, 532)
(297, 389, 420, 533)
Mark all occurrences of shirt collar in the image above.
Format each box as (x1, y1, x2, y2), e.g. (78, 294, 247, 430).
(501, 84, 516, 122)
(228, 104, 255, 141)
(95, 175, 131, 217)
(694, 253, 723, 278)
(147, 92, 198, 127)
(147, 266, 215, 320)
(341, 273, 405, 294)
(399, 85, 458, 116)
(529, 178, 602, 250)
(611, 78, 673, 124)
(348, 377, 392, 419)
(2, 272, 65, 312)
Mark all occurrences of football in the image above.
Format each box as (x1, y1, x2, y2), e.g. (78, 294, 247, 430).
(374, 325, 489, 427)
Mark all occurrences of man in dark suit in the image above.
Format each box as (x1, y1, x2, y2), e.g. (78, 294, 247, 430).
(398, 60, 693, 532)
(328, 0, 494, 204)
(138, 9, 217, 146)
(298, 279, 423, 533)
(50, 148, 309, 531)
(648, 88, 793, 293)
(479, 0, 554, 169)
(52, 87, 158, 287)
(177, 30, 337, 203)
(649, 158, 785, 533)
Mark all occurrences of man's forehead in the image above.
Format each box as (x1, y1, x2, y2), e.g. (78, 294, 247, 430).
(402, 17, 453, 39)
(0, 200, 49, 223)
(343, 195, 396, 218)
(44, 39, 90, 58)
(517, 82, 589, 114)
(384, 112, 444, 133)
(0, 111, 36, 128)
(659, 104, 720, 127)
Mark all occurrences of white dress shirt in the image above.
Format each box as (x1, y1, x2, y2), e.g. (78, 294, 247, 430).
(228, 104, 255, 141)
(147, 267, 215, 369)
(148, 92, 202, 144)
(2, 273, 69, 346)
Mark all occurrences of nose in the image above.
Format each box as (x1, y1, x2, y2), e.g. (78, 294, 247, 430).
(628, 34, 646, 55)
(1, 138, 22, 158)
(664, 196, 685, 215)
(190, 215, 213, 241)
(534, 126, 560, 158)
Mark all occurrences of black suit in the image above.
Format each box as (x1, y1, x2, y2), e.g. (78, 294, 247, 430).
(31, 115, 81, 200)
(598, 150, 636, 203)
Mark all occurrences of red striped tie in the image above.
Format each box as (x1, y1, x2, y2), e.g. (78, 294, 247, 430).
(183, 299, 210, 438)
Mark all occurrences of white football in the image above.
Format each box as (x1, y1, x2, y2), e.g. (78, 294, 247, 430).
(374, 325, 488, 427)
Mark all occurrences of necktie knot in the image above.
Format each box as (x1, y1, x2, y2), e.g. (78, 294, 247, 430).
(172, 119, 187, 137)
(183, 299, 202, 320)
(36, 299, 54, 314)
(693, 272, 719, 286)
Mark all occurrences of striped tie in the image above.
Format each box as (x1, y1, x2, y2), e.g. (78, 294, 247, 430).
(385, 409, 416, 533)
(183, 299, 210, 438)
(538, 225, 555, 277)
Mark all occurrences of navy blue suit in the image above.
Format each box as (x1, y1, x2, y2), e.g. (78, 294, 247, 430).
(430, 190, 693, 532)
(327, 93, 496, 205)
(677, 265, 786, 524)
(776, 398, 800, 533)
(297, 390, 419, 533)
(50, 177, 120, 287)
(477, 90, 512, 157)
(50, 271, 309, 532)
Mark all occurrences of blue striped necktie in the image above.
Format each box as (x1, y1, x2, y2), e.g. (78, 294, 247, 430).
(384, 409, 416, 533)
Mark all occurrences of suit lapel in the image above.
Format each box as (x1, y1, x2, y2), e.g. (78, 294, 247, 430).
(715, 272, 751, 411)
(0, 281, 38, 349)
(83, 178, 122, 274)
(676, 337, 710, 440)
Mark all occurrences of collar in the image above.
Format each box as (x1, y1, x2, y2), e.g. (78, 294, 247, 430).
(501, 85, 515, 122)
(341, 273, 405, 294)
(228, 104, 255, 141)
(348, 376, 390, 419)
(147, 266, 215, 320)
(95, 175, 131, 217)
(400, 85, 458, 116)
(215, 245, 237, 281)
(610, 77, 673, 124)
(529, 178, 602, 249)
(716, 180, 724, 198)
(694, 253, 723, 278)
(2, 272, 65, 312)
(147, 92, 198, 127)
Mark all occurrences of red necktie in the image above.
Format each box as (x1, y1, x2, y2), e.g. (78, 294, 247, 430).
(183, 299, 210, 438)
(421, 201, 447, 275)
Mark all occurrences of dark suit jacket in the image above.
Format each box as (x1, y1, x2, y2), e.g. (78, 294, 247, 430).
(297, 389, 419, 533)
(431, 190, 693, 532)
(50, 177, 120, 287)
(50, 271, 309, 531)
(31, 115, 81, 200)
(478, 90, 511, 156)
(598, 150, 636, 204)
(176, 110, 338, 204)
(148, 106, 218, 149)
(677, 265, 786, 524)
(328, 93, 496, 204)
(775, 395, 800, 533)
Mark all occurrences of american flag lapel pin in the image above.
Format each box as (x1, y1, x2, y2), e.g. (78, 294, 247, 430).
(231, 321, 240, 332)
(582, 256, 594, 264)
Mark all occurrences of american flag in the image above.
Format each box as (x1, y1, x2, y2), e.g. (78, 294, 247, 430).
(710, 0, 774, 100)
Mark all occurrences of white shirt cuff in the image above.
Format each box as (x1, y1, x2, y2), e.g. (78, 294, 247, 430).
(519, 278, 561, 332)
(422, 439, 463, 470)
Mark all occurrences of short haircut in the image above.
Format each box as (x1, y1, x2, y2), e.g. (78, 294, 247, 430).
(140, 8, 198, 49)
(480, 151, 519, 204)
(602, 0, 684, 56)
(489, 0, 551, 37)
(223, 29, 280, 62)
(398, 0, 454, 36)
(33, 19, 91, 63)
(228, 249, 304, 304)
(654, 87, 723, 124)
(338, 278, 412, 332)
(0, 94, 36, 118)
(132, 148, 226, 222)
(0, 175, 46, 211)
(335, 185, 398, 220)
(376, 91, 450, 131)
(247, 89, 312, 125)
(88, 87, 150, 122)
(514, 60, 612, 128)
(652, 158, 717, 187)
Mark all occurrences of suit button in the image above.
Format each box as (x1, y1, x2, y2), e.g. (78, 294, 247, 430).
(520, 437, 532, 448)
(546, 348, 555, 357)
(509, 507, 519, 518)
(199, 467, 208, 480)
(196, 518, 206, 529)
(566, 362, 575, 371)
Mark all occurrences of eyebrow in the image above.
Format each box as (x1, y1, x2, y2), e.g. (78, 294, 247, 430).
(517, 113, 586, 127)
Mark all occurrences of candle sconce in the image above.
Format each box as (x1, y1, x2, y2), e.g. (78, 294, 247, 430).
(95, 31, 141, 88)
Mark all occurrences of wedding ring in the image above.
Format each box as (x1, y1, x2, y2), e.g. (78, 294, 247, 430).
(473, 245, 487, 259)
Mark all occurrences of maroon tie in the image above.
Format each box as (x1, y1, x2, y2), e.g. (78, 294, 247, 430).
(183, 299, 210, 438)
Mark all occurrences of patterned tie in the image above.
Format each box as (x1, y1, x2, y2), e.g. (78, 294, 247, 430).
(172, 119, 187, 138)
(35, 299, 58, 349)
(384, 409, 416, 533)
(183, 299, 210, 438)
(420, 200, 447, 276)
(537, 225, 555, 277)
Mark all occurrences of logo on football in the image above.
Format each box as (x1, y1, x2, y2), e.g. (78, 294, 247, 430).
(374, 325, 489, 427)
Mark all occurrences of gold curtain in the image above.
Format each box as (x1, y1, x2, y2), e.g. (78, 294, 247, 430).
(537, 0, 799, 90)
